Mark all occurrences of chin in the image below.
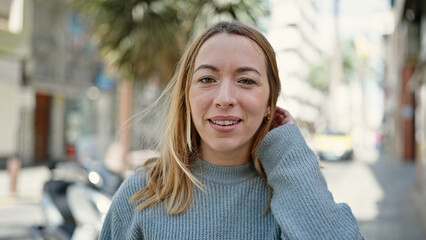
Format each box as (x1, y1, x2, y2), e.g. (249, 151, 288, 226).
(208, 140, 245, 153)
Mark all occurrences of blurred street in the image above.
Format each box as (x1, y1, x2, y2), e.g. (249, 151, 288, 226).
(0, 149, 425, 240)
(0, 166, 49, 240)
(322, 149, 426, 239)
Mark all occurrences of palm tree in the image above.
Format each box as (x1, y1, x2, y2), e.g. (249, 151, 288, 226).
(72, 0, 268, 84)
(71, 0, 269, 168)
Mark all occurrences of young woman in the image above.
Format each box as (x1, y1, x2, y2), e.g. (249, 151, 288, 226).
(100, 21, 364, 240)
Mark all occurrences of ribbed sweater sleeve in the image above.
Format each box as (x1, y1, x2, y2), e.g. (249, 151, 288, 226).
(100, 172, 145, 240)
(258, 124, 363, 240)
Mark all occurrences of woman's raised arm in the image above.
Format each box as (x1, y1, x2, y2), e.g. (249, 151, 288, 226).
(258, 108, 363, 239)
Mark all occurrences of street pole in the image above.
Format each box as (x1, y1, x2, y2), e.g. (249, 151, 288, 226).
(7, 156, 21, 198)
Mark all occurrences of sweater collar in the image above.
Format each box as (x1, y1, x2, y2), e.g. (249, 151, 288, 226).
(192, 159, 258, 184)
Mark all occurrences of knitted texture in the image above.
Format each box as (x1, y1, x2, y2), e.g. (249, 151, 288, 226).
(100, 124, 363, 239)
(258, 124, 361, 239)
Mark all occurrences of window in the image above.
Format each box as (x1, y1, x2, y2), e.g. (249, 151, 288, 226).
(0, 0, 23, 34)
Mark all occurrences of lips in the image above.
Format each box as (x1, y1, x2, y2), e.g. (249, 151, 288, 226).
(208, 116, 241, 132)
(210, 120, 239, 126)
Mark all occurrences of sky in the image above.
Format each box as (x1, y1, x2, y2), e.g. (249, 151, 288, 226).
(315, 0, 389, 128)
(317, 0, 392, 53)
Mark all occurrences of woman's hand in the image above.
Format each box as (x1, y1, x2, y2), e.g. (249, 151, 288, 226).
(270, 107, 296, 130)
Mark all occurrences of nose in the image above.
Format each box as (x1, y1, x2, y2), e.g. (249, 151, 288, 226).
(214, 80, 236, 109)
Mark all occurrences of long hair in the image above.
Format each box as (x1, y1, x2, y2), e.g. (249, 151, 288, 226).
(130, 21, 281, 214)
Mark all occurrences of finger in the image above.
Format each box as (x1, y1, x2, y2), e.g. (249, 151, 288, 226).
(270, 109, 284, 129)
(282, 109, 296, 125)
(273, 107, 296, 126)
(274, 106, 286, 116)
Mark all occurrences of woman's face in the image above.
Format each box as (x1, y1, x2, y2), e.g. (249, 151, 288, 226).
(188, 33, 270, 165)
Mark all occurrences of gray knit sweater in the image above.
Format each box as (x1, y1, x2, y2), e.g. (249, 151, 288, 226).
(100, 124, 363, 239)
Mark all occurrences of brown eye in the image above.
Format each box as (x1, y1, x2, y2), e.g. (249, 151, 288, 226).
(238, 78, 256, 85)
(200, 77, 215, 84)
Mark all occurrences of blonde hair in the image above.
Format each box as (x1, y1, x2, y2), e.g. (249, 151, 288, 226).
(131, 21, 281, 214)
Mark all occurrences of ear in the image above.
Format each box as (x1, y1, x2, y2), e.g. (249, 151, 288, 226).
(263, 106, 271, 122)
(265, 106, 271, 115)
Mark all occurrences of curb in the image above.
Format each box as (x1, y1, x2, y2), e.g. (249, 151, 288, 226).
(410, 188, 426, 237)
(0, 195, 41, 208)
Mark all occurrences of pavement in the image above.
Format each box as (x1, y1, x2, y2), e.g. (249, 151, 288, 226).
(0, 166, 49, 240)
(321, 149, 426, 240)
(0, 150, 424, 240)
(358, 154, 425, 240)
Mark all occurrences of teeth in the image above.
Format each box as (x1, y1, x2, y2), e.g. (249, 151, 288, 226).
(212, 120, 238, 126)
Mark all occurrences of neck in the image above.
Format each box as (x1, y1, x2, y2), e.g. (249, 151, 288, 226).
(200, 146, 251, 166)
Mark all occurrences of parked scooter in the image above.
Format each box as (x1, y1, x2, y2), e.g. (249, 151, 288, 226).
(31, 138, 123, 240)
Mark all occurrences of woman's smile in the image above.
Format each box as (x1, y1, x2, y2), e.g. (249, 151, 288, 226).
(208, 116, 242, 133)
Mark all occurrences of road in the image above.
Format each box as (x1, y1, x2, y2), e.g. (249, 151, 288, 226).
(0, 150, 424, 240)
(321, 149, 425, 240)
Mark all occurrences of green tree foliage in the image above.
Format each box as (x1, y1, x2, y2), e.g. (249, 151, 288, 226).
(307, 40, 357, 91)
(71, 0, 269, 85)
(307, 59, 332, 91)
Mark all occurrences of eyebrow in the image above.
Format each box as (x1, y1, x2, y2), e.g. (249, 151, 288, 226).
(236, 66, 261, 76)
(194, 64, 219, 73)
(194, 64, 262, 76)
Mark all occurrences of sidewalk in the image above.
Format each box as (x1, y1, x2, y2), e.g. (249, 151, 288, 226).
(321, 148, 426, 240)
(411, 177, 426, 237)
(0, 166, 49, 239)
(358, 152, 425, 240)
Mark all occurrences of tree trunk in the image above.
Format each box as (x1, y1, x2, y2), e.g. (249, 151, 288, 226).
(118, 80, 133, 171)
(328, 0, 343, 132)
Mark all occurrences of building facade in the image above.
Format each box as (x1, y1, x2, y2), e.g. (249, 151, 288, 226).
(267, 0, 325, 134)
(0, 0, 116, 167)
(384, 0, 426, 225)
(0, 0, 31, 167)
(384, 0, 424, 163)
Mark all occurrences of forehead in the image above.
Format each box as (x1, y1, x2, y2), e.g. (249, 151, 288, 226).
(194, 33, 266, 71)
